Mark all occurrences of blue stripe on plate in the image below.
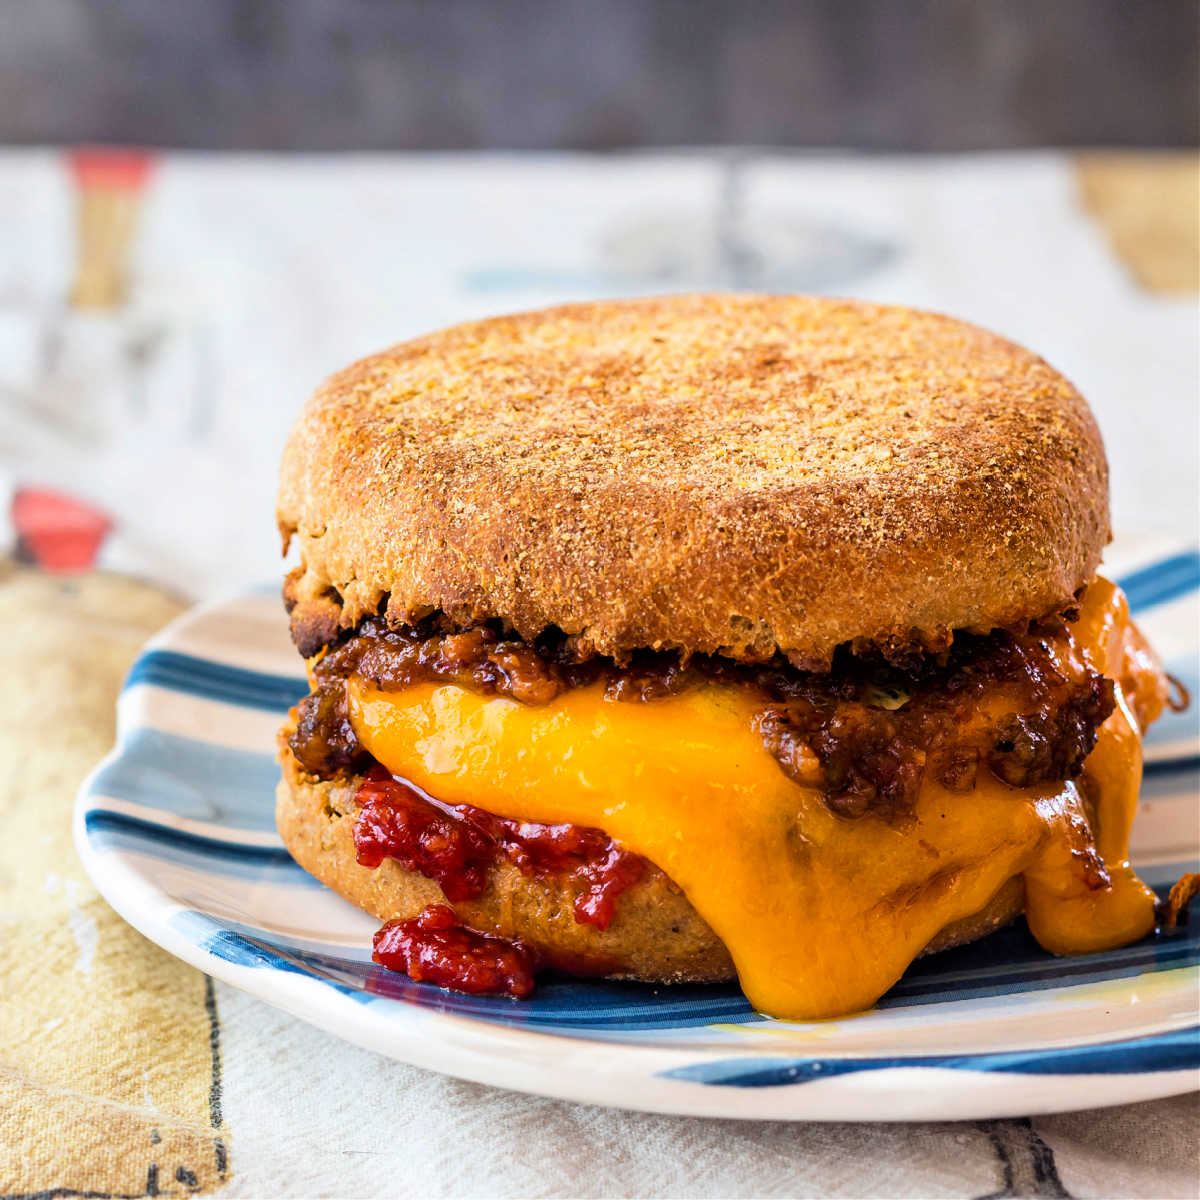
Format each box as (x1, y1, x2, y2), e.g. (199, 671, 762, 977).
(1117, 550, 1200, 613)
(1143, 755, 1200, 778)
(881, 941, 1199, 1005)
(174, 911, 373, 1001)
(84, 811, 311, 883)
(124, 649, 307, 712)
(658, 1025, 1200, 1087)
(175, 908, 764, 1026)
(88, 728, 280, 831)
(161, 867, 1199, 1033)
(187, 913, 1200, 1033)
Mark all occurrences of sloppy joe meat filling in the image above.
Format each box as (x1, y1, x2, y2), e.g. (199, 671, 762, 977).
(289, 604, 1144, 820)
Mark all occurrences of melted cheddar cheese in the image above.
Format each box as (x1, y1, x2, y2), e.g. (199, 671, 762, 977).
(347, 577, 1163, 1019)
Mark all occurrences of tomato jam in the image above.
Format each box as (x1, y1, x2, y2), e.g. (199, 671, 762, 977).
(373, 905, 537, 997)
(354, 770, 493, 901)
(353, 767, 645, 929)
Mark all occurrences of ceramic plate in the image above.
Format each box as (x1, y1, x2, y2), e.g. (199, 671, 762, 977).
(75, 541, 1200, 1120)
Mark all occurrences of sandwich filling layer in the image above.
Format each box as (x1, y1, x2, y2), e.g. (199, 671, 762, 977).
(287, 577, 1169, 1019)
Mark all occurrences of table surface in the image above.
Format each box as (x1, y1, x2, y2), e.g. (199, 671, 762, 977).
(0, 149, 1196, 1199)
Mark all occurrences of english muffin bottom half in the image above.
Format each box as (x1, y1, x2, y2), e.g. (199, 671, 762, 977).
(275, 294, 1176, 1020)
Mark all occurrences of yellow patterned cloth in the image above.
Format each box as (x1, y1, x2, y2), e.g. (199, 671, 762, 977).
(1076, 152, 1200, 294)
(0, 564, 229, 1195)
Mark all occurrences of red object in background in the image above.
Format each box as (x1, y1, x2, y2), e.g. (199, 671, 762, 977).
(12, 487, 112, 572)
(68, 146, 155, 192)
(67, 146, 156, 309)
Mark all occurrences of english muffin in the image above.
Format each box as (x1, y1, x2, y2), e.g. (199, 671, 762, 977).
(275, 295, 1175, 1019)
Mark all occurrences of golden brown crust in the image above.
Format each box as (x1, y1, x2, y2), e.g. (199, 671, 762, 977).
(277, 750, 1023, 983)
(277, 294, 1109, 668)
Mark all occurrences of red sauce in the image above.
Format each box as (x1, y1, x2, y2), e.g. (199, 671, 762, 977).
(373, 905, 537, 997)
(572, 844, 648, 930)
(353, 767, 645, 930)
(354, 770, 493, 901)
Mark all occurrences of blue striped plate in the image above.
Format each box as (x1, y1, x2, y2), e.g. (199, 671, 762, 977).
(75, 543, 1200, 1120)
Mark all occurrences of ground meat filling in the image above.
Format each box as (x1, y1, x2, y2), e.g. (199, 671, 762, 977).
(754, 634, 1115, 819)
(287, 613, 1115, 821)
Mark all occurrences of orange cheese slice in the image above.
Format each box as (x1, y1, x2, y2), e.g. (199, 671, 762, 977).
(347, 577, 1160, 1019)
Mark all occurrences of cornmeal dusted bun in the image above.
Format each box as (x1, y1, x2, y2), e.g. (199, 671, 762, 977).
(278, 294, 1108, 667)
(276, 746, 1026, 981)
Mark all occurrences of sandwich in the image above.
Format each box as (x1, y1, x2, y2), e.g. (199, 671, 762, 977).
(275, 294, 1184, 1020)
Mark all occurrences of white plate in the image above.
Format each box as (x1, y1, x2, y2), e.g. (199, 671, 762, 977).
(75, 545, 1200, 1120)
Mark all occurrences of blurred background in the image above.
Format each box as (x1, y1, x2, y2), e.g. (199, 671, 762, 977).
(0, 0, 1196, 595)
(2, 0, 1197, 150)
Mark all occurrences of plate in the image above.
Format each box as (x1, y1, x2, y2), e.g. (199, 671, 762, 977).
(75, 544, 1200, 1120)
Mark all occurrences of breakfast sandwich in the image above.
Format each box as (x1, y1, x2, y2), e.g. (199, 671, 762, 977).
(275, 294, 1186, 1020)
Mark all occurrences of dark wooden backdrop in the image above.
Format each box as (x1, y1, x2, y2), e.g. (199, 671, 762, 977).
(1, 0, 1196, 150)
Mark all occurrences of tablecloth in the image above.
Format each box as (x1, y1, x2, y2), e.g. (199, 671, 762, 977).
(0, 149, 1196, 1199)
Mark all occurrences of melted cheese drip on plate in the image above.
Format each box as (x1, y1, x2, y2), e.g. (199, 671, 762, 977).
(347, 578, 1162, 1019)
